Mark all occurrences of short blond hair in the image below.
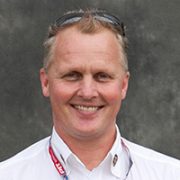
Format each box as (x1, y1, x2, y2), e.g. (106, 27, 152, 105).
(43, 9, 128, 71)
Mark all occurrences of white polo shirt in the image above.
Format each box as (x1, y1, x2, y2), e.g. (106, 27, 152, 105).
(0, 127, 180, 180)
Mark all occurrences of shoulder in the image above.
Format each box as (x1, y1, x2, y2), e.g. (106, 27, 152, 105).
(123, 138, 180, 164)
(122, 138, 180, 178)
(0, 137, 50, 179)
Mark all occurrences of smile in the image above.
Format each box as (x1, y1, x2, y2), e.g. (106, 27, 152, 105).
(72, 105, 103, 112)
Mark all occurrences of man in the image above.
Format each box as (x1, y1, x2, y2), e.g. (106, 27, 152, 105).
(0, 9, 180, 180)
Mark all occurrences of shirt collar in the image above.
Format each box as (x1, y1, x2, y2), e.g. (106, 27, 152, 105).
(50, 127, 72, 166)
(109, 125, 133, 179)
(50, 126, 133, 178)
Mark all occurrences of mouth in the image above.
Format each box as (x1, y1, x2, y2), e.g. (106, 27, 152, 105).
(71, 104, 104, 112)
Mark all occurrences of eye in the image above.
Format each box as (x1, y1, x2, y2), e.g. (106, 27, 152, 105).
(94, 72, 112, 82)
(62, 71, 82, 81)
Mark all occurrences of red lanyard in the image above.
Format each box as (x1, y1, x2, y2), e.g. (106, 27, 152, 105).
(49, 145, 68, 180)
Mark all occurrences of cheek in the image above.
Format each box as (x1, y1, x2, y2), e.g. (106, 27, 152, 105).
(101, 83, 122, 104)
(48, 82, 74, 103)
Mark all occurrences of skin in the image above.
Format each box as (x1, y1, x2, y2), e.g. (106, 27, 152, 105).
(40, 26, 129, 170)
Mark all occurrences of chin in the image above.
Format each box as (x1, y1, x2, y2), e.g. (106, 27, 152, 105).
(72, 124, 107, 139)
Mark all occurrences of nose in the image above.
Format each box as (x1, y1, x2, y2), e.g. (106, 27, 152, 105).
(77, 76, 98, 100)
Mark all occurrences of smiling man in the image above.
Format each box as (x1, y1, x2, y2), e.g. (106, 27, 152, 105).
(0, 9, 180, 180)
(40, 20, 129, 171)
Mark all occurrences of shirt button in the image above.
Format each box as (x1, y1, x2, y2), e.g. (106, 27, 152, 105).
(113, 154, 118, 167)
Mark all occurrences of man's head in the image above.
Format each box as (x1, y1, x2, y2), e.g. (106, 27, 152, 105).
(43, 9, 128, 73)
(40, 9, 130, 141)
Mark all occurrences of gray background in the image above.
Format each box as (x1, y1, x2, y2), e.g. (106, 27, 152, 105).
(0, 0, 180, 161)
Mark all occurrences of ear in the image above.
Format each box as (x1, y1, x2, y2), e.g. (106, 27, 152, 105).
(40, 68, 50, 97)
(121, 71, 130, 100)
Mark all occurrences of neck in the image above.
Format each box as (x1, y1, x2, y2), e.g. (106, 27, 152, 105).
(55, 126, 116, 170)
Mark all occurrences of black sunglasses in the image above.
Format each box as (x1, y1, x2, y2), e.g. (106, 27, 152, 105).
(48, 11, 125, 38)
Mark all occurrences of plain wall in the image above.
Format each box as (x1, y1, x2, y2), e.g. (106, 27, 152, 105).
(0, 0, 180, 161)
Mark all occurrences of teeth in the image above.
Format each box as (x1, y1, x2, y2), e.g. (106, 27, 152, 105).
(74, 105, 99, 112)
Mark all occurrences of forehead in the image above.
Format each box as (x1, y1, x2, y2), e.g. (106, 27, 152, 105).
(53, 26, 123, 59)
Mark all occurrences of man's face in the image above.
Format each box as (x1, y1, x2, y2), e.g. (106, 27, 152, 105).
(40, 26, 129, 140)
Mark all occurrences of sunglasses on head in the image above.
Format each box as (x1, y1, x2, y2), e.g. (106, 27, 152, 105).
(48, 10, 125, 38)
